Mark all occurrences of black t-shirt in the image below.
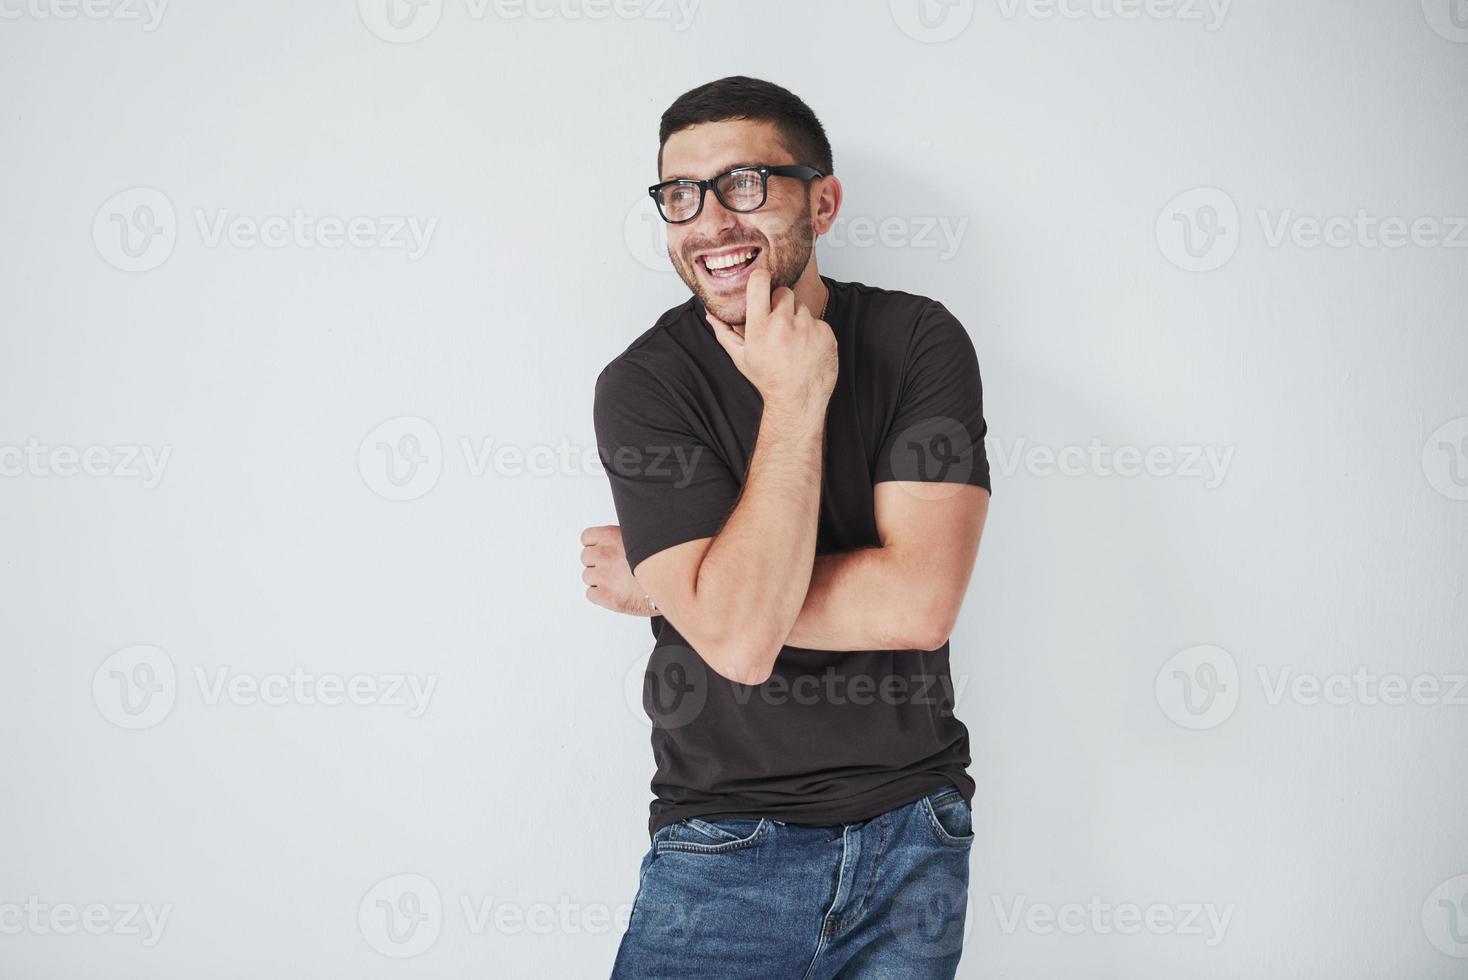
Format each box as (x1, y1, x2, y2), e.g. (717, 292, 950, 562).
(593, 274, 992, 838)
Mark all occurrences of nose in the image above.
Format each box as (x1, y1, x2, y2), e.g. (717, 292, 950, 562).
(691, 187, 742, 236)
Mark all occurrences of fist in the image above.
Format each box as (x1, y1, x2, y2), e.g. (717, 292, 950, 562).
(580, 524, 658, 617)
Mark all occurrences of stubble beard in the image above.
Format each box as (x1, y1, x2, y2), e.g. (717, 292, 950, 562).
(672, 203, 815, 333)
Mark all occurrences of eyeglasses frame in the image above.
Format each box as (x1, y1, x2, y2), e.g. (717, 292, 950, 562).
(647, 164, 826, 224)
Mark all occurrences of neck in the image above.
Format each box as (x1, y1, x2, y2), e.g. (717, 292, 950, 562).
(792, 263, 829, 321)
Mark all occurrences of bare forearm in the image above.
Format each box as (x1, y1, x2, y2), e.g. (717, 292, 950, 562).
(783, 485, 988, 652)
(782, 547, 938, 651)
(691, 403, 826, 681)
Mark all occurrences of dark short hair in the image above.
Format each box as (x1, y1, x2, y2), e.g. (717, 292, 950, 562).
(657, 75, 833, 179)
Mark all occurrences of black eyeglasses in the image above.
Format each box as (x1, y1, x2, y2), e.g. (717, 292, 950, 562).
(648, 164, 825, 224)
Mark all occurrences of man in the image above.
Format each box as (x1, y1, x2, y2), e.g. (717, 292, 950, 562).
(583, 75, 992, 979)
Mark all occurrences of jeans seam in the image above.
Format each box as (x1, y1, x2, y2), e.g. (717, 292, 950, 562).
(653, 818, 769, 854)
(839, 810, 890, 929)
(802, 825, 850, 980)
(686, 817, 746, 843)
(921, 795, 975, 847)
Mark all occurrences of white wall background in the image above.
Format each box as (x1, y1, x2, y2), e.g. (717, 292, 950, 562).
(2, 1, 1465, 977)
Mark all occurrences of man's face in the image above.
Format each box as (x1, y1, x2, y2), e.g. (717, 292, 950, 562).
(658, 119, 818, 328)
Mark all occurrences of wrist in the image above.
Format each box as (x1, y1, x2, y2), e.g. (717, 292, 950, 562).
(761, 396, 828, 433)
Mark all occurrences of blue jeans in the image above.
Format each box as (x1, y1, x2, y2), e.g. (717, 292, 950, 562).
(610, 784, 974, 979)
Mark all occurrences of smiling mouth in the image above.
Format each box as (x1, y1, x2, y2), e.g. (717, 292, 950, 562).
(698, 246, 762, 283)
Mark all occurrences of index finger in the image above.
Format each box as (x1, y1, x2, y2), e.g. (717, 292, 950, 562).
(744, 267, 771, 326)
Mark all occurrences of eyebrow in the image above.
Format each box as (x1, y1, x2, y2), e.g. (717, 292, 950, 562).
(661, 161, 761, 182)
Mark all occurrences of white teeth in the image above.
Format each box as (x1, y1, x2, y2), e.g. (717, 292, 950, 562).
(704, 248, 756, 271)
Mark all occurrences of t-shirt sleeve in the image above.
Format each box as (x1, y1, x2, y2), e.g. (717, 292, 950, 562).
(593, 360, 743, 573)
(871, 301, 993, 493)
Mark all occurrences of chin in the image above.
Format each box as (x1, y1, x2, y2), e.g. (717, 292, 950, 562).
(712, 302, 746, 327)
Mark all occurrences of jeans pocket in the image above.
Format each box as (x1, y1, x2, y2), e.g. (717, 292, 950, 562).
(654, 816, 769, 854)
(920, 789, 975, 847)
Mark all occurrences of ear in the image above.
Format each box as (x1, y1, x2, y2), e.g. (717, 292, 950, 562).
(811, 175, 843, 237)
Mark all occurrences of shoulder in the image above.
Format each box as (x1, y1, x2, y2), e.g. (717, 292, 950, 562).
(594, 296, 702, 418)
(831, 277, 973, 364)
(597, 296, 697, 385)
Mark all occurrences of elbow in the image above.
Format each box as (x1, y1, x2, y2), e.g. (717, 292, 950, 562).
(699, 625, 784, 687)
(909, 606, 959, 652)
(717, 657, 776, 687)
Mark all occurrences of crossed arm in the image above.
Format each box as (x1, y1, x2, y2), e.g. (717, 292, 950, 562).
(617, 406, 989, 685)
(783, 481, 988, 653)
(588, 297, 990, 684)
